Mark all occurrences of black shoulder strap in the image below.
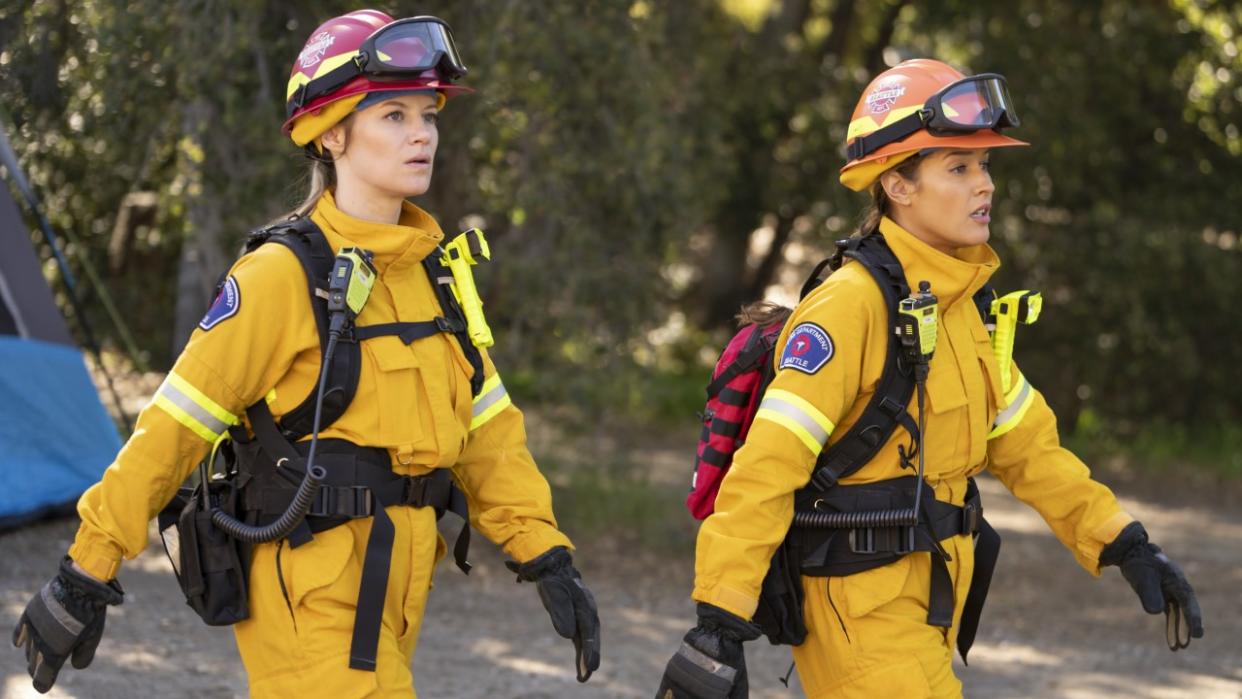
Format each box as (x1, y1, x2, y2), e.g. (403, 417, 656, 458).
(423, 253, 486, 396)
(973, 283, 996, 326)
(807, 234, 918, 491)
(246, 217, 361, 440)
(705, 325, 781, 400)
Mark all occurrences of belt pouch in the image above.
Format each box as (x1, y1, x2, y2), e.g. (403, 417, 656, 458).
(158, 482, 251, 626)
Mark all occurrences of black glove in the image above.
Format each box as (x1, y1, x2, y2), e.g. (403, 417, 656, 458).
(1100, 521, 1204, 650)
(656, 603, 762, 699)
(506, 546, 601, 682)
(11, 557, 124, 693)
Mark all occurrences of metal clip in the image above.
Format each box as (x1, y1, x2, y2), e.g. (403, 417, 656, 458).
(849, 527, 876, 554)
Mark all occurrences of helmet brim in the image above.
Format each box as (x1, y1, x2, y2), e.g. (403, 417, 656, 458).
(283, 78, 474, 135)
(838, 130, 1028, 192)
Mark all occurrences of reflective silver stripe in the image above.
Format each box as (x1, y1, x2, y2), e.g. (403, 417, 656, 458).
(40, 585, 85, 636)
(758, 395, 831, 448)
(993, 378, 1032, 428)
(159, 380, 231, 437)
(471, 380, 508, 419)
(676, 641, 737, 683)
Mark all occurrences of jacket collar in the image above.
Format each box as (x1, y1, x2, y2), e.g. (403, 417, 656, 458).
(876, 216, 1000, 309)
(310, 190, 444, 275)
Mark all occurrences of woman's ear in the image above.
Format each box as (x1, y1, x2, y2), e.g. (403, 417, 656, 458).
(319, 124, 347, 159)
(880, 169, 914, 207)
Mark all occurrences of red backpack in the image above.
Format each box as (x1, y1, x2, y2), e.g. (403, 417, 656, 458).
(688, 314, 789, 520)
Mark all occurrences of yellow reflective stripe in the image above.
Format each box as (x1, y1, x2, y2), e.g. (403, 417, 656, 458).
(166, 373, 239, 428)
(989, 375, 1035, 439)
(470, 374, 512, 431)
(754, 389, 836, 456)
(153, 372, 239, 443)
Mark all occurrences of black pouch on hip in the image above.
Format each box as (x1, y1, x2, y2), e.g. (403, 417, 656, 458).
(752, 536, 808, 645)
(157, 465, 251, 626)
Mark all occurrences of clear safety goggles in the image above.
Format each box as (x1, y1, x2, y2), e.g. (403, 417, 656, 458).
(287, 16, 467, 118)
(848, 74, 1020, 161)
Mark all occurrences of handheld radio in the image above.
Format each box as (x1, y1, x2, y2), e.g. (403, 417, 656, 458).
(327, 247, 377, 334)
(898, 280, 938, 378)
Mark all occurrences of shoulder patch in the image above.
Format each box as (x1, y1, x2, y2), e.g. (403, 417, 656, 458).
(198, 276, 241, 331)
(780, 322, 834, 374)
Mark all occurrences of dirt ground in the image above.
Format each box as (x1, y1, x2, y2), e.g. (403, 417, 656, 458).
(2, 464, 1239, 699)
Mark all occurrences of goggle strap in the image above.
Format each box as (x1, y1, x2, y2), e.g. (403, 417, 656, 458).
(847, 110, 927, 162)
(287, 60, 366, 120)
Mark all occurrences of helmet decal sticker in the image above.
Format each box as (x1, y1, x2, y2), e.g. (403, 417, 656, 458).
(866, 83, 906, 115)
(299, 32, 336, 70)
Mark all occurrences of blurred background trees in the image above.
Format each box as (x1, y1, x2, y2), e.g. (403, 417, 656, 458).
(2, 0, 1239, 450)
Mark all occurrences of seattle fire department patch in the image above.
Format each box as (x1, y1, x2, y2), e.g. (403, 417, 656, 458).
(198, 276, 240, 331)
(780, 322, 834, 374)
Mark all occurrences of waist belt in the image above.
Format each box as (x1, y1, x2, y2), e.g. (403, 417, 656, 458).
(233, 407, 473, 672)
(793, 476, 1000, 662)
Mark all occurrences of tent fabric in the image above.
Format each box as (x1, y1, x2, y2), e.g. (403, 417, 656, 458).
(1, 181, 120, 530)
(0, 181, 74, 346)
(0, 336, 121, 529)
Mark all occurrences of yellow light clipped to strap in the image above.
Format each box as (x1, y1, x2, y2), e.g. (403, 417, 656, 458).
(154, 372, 239, 442)
(470, 373, 512, 431)
(754, 389, 835, 456)
(990, 290, 1042, 393)
(989, 373, 1036, 439)
(441, 228, 494, 348)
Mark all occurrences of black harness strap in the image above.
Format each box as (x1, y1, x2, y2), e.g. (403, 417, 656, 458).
(705, 328, 780, 399)
(354, 318, 465, 344)
(957, 478, 999, 663)
(808, 235, 915, 491)
(246, 220, 357, 441)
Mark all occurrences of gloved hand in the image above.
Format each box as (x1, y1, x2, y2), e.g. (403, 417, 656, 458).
(656, 603, 762, 699)
(11, 557, 124, 693)
(1100, 521, 1204, 651)
(506, 546, 601, 682)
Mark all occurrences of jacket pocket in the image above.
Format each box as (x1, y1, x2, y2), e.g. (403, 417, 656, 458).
(841, 555, 913, 620)
(921, 357, 968, 470)
(285, 524, 355, 610)
(363, 335, 424, 446)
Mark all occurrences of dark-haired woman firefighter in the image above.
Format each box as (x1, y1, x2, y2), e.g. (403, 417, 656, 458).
(657, 59, 1201, 698)
(12, 10, 599, 697)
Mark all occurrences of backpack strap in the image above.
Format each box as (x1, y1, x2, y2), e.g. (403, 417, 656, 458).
(807, 234, 918, 491)
(248, 219, 362, 441)
(705, 326, 781, 400)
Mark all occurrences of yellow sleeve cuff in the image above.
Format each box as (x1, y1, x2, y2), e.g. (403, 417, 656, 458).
(507, 527, 575, 564)
(1083, 510, 1136, 576)
(691, 583, 759, 621)
(67, 526, 124, 581)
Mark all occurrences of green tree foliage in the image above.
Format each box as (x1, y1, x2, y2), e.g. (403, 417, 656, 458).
(1, 0, 1238, 436)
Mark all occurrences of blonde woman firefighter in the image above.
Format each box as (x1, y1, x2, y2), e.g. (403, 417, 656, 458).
(656, 59, 1202, 699)
(12, 10, 600, 697)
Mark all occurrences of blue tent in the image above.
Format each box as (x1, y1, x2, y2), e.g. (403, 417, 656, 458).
(0, 180, 121, 530)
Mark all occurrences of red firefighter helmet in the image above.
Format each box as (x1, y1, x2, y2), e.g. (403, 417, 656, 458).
(282, 10, 471, 138)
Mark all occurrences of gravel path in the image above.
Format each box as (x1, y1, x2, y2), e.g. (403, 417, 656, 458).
(2, 471, 1238, 698)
